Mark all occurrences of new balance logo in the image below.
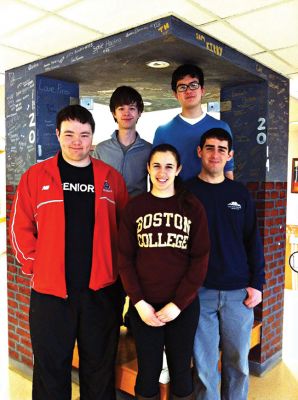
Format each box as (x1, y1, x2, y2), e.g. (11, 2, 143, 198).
(42, 185, 50, 191)
(227, 201, 241, 210)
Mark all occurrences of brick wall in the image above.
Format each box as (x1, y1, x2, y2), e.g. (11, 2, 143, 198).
(247, 182, 287, 366)
(6, 184, 33, 368)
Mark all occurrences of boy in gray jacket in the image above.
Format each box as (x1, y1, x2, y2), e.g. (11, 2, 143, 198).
(93, 86, 151, 197)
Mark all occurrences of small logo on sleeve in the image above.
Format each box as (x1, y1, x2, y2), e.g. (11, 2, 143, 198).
(42, 185, 50, 191)
(103, 180, 112, 192)
(227, 201, 241, 210)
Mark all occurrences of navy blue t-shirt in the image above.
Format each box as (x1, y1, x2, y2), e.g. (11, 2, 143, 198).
(185, 177, 265, 291)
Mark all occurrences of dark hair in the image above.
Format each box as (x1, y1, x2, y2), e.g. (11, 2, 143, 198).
(56, 104, 95, 133)
(109, 86, 144, 121)
(148, 144, 196, 214)
(148, 143, 181, 169)
(171, 64, 204, 92)
(200, 128, 233, 152)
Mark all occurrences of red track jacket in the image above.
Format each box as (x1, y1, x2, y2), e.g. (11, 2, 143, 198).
(9, 153, 128, 298)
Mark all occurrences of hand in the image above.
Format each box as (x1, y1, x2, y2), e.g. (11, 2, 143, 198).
(244, 287, 262, 308)
(135, 300, 165, 327)
(156, 302, 181, 323)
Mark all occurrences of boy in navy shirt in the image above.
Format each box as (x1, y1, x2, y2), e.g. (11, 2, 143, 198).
(185, 128, 265, 400)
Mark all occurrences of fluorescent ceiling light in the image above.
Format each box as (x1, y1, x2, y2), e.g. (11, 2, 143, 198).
(146, 60, 170, 68)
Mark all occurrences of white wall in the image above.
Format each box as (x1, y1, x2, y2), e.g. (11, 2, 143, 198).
(91, 102, 214, 145)
(91, 102, 181, 145)
(286, 123, 298, 225)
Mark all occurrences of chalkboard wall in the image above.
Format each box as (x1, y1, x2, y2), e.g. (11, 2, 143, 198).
(36, 76, 79, 161)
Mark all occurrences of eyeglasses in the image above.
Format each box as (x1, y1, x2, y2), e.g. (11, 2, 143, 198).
(176, 81, 200, 92)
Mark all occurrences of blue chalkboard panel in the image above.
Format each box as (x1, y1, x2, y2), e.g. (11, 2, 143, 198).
(221, 83, 268, 183)
(36, 76, 79, 161)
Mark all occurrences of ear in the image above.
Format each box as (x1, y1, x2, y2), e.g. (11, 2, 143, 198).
(173, 90, 178, 100)
(200, 86, 206, 96)
(176, 164, 182, 176)
(227, 149, 234, 161)
(147, 162, 150, 174)
(56, 129, 60, 141)
(197, 146, 202, 159)
(135, 111, 142, 124)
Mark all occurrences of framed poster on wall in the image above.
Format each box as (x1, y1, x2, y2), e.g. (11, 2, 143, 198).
(291, 158, 298, 193)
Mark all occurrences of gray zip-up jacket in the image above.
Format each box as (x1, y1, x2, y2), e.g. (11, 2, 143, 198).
(93, 131, 152, 197)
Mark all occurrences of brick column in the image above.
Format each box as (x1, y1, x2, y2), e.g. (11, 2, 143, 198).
(221, 76, 288, 374)
(7, 184, 33, 369)
(246, 182, 287, 373)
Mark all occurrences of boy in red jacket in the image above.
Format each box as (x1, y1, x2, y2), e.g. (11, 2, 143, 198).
(9, 104, 128, 400)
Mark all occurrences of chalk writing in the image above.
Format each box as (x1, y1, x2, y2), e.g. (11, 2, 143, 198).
(256, 117, 267, 145)
(125, 26, 148, 38)
(38, 79, 71, 96)
(195, 33, 223, 56)
(28, 63, 40, 71)
(195, 33, 205, 42)
(206, 42, 223, 56)
(158, 22, 170, 33)
(92, 38, 122, 55)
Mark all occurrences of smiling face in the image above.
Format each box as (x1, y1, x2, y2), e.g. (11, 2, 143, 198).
(113, 103, 141, 130)
(198, 137, 233, 179)
(56, 119, 93, 167)
(147, 150, 182, 198)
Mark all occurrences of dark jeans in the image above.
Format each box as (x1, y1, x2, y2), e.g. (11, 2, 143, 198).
(29, 283, 123, 400)
(128, 298, 199, 397)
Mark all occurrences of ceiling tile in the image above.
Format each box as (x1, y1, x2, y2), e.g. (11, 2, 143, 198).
(22, 0, 80, 12)
(254, 52, 296, 76)
(190, 0, 281, 18)
(0, 45, 38, 72)
(0, 0, 45, 36)
(1, 15, 100, 57)
(57, 0, 169, 33)
(57, 0, 214, 35)
(227, 1, 298, 50)
(274, 46, 298, 68)
(167, 0, 215, 25)
(200, 21, 264, 55)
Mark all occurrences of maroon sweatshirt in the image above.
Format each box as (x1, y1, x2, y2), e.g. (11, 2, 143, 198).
(118, 192, 210, 310)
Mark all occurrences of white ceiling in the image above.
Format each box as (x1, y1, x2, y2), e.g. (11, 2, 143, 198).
(1, 0, 298, 100)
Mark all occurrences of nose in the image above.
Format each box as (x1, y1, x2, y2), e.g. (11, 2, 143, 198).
(72, 135, 82, 144)
(210, 149, 222, 158)
(157, 167, 167, 177)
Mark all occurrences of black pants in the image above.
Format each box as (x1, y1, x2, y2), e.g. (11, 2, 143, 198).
(128, 298, 199, 397)
(29, 283, 123, 400)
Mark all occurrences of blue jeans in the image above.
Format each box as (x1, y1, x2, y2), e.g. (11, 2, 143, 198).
(193, 287, 254, 400)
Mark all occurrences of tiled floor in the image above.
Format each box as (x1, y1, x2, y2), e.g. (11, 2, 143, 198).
(7, 360, 298, 400)
(5, 289, 298, 399)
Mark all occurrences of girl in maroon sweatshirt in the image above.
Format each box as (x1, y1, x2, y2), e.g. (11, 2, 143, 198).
(118, 144, 210, 400)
